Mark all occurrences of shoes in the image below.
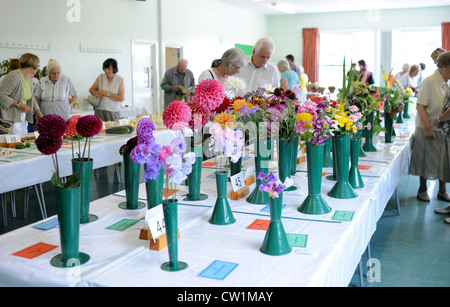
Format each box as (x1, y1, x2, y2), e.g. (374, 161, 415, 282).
(437, 192, 450, 202)
(417, 191, 430, 202)
(435, 206, 450, 215)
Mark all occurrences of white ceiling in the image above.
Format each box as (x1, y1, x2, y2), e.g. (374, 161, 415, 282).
(215, 0, 450, 15)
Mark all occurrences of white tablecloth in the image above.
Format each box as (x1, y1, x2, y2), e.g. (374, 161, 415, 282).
(0, 119, 414, 287)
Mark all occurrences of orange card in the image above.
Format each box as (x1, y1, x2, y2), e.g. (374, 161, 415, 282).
(246, 219, 270, 231)
(163, 188, 179, 197)
(13, 242, 58, 259)
(202, 162, 217, 167)
(358, 165, 372, 170)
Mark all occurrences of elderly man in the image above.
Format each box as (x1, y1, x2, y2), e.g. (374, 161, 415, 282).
(35, 59, 78, 120)
(235, 37, 280, 96)
(160, 59, 195, 107)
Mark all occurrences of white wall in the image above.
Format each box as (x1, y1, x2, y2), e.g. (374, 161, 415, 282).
(0, 0, 267, 113)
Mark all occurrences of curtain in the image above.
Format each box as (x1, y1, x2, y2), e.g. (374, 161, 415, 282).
(302, 28, 319, 84)
(442, 22, 450, 51)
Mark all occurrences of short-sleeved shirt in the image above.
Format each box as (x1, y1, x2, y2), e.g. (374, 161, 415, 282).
(416, 69, 449, 130)
(280, 69, 300, 90)
(235, 56, 280, 96)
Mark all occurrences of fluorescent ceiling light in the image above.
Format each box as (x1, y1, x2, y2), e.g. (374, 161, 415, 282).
(269, 2, 296, 14)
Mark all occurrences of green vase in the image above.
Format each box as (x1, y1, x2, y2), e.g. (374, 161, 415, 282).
(290, 136, 299, 175)
(326, 136, 337, 181)
(278, 140, 297, 191)
(298, 144, 332, 215)
(396, 110, 404, 123)
(161, 200, 188, 272)
(385, 113, 394, 143)
(50, 186, 90, 268)
(209, 171, 236, 225)
(230, 157, 242, 177)
(322, 137, 333, 168)
(184, 146, 208, 201)
(362, 113, 377, 152)
(260, 193, 291, 256)
(357, 129, 367, 157)
(72, 158, 98, 224)
(403, 98, 410, 119)
(145, 167, 164, 209)
(247, 140, 271, 205)
(328, 134, 358, 199)
(119, 152, 146, 210)
(349, 137, 364, 189)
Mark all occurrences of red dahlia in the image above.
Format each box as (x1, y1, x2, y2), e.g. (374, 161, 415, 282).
(76, 115, 103, 138)
(37, 114, 68, 139)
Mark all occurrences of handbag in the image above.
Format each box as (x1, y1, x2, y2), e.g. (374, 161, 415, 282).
(88, 95, 101, 107)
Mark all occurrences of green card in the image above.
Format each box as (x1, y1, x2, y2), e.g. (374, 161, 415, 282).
(106, 219, 140, 231)
(287, 234, 308, 248)
(332, 211, 354, 221)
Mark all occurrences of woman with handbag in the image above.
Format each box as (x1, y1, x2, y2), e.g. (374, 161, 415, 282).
(0, 53, 43, 135)
(89, 58, 125, 121)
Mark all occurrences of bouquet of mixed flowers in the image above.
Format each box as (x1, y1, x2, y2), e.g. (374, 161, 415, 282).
(267, 87, 299, 142)
(295, 97, 333, 145)
(377, 67, 405, 116)
(257, 171, 286, 199)
(328, 101, 358, 136)
(208, 122, 245, 171)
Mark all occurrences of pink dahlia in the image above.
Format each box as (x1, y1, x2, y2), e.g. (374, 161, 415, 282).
(65, 115, 82, 137)
(36, 135, 63, 155)
(187, 100, 209, 129)
(76, 115, 103, 138)
(37, 114, 67, 139)
(194, 79, 226, 111)
(163, 100, 192, 131)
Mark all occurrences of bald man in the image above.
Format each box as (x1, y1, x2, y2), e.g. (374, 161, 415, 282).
(160, 59, 195, 107)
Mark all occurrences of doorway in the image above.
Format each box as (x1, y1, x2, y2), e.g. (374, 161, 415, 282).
(131, 40, 158, 114)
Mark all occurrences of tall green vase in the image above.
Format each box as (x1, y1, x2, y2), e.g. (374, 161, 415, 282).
(184, 146, 208, 201)
(145, 167, 164, 209)
(322, 137, 333, 168)
(161, 200, 188, 272)
(349, 137, 364, 189)
(247, 140, 271, 205)
(50, 186, 90, 268)
(384, 113, 394, 143)
(290, 136, 299, 175)
(403, 98, 410, 119)
(72, 158, 97, 224)
(326, 136, 337, 181)
(209, 171, 236, 225)
(278, 140, 297, 191)
(362, 113, 377, 152)
(298, 144, 332, 215)
(328, 134, 358, 199)
(260, 193, 291, 256)
(118, 152, 146, 210)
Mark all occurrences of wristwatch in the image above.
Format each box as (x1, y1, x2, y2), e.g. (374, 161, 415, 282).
(437, 116, 442, 125)
(15, 102, 20, 108)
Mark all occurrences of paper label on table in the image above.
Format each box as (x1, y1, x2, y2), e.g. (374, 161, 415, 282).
(287, 233, 308, 248)
(13, 242, 58, 259)
(358, 165, 372, 170)
(145, 205, 165, 242)
(246, 219, 270, 231)
(230, 172, 245, 192)
(32, 218, 58, 231)
(202, 162, 217, 167)
(163, 188, 178, 197)
(5, 134, 21, 144)
(198, 260, 239, 280)
(106, 219, 140, 231)
(244, 164, 255, 179)
(332, 211, 355, 222)
(118, 119, 128, 125)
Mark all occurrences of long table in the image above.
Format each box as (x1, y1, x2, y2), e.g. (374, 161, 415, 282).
(0, 118, 414, 287)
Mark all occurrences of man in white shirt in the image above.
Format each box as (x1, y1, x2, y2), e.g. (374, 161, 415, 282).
(236, 37, 280, 97)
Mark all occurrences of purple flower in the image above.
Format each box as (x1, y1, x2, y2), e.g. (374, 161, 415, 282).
(136, 118, 155, 144)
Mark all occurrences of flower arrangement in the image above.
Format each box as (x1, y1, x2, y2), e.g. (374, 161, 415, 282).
(208, 122, 245, 171)
(257, 171, 285, 199)
(36, 114, 82, 189)
(295, 97, 333, 145)
(329, 102, 358, 135)
(267, 87, 298, 142)
(378, 67, 405, 116)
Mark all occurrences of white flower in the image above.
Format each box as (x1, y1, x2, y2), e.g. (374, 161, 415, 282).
(224, 76, 247, 98)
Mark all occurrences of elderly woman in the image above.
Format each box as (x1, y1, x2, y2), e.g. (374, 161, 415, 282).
(89, 58, 125, 121)
(277, 59, 300, 90)
(409, 51, 450, 202)
(198, 48, 247, 84)
(400, 64, 420, 92)
(35, 59, 78, 120)
(0, 53, 42, 135)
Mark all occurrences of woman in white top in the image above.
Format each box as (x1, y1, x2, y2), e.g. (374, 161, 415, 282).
(409, 52, 450, 202)
(89, 58, 125, 121)
(35, 59, 78, 120)
(400, 64, 420, 92)
(198, 48, 247, 84)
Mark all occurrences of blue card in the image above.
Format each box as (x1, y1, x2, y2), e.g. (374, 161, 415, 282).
(32, 218, 58, 231)
(198, 260, 239, 280)
(260, 204, 286, 212)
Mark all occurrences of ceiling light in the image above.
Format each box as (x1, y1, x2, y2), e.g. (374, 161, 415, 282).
(269, 2, 296, 14)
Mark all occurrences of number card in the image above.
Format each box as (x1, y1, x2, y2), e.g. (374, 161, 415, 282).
(118, 119, 128, 126)
(230, 172, 245, 192)
(145, 205, 165, 242)
(5, 135, 21, 144)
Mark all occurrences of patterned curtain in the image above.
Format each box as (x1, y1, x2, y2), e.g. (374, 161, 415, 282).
(442, 22, 450, 51)
(302, 28, 319, 84)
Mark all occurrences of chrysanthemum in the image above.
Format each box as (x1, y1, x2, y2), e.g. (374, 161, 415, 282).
(76, 115, 103, 138)
(163, 100, 192, 131)
(194, 79, 226, 111)
(37, 114, 67, 139)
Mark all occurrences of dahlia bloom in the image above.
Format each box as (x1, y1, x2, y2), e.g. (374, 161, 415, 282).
(65, 115, 82, 137)
(36, 135, 63, 155)
(37, 114, 67, 139)
(187, 100, 209, 129)
(163, 100, 192, 131)
(194, 79, 226, 111)
(76, 115, 103, 138)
